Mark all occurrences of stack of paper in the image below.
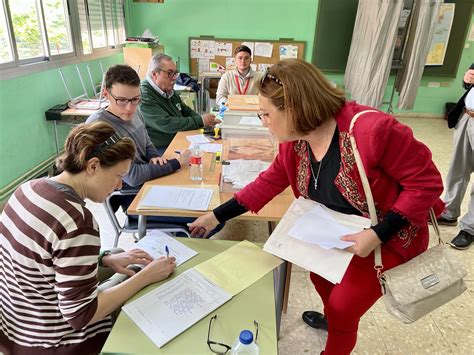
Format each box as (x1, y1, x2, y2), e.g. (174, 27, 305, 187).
(222, 159, 271, 189)
(138, 186, 213, 211)
(288, 204, 371, 249)
(264, 198, 364, 284)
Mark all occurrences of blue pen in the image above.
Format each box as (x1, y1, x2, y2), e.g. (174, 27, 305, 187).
(165, 245, 169, 258)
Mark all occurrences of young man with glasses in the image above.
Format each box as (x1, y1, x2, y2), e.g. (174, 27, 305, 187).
(141, 54, 218, 154)
(86, 64, 189, 187)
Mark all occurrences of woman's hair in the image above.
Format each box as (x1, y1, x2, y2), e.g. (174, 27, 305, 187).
(259, 59, 346, 135)
(234, 45, 252, 56)
(105, 64, 140, 90)
(56, 121, 136, 174)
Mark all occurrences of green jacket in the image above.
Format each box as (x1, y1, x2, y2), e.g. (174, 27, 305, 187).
(140, 80, 203, 147)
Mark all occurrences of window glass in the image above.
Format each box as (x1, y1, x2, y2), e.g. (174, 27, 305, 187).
(0, 1, 13, 63)
(88, 0, 106, 48)
(43, 0, 73, 55)
(10, 0, 45, 60)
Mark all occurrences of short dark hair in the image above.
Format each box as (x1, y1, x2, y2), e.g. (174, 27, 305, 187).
(105, 64, 140, 90)
(234, 45, 252, 56)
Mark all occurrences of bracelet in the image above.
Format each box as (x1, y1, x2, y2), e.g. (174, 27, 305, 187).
(98, 250, 112, 267)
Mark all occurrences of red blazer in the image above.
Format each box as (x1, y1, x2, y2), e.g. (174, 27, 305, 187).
(235, 102, 444, 261)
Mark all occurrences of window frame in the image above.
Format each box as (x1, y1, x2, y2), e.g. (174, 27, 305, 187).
(0, 0, 127, 80)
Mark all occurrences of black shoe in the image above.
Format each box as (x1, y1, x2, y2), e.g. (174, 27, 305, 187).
(302, 311, 328, 330)
(431, 216, 458, 226)
(450, 230, 474, 250)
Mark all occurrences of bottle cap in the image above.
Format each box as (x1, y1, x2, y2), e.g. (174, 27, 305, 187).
(239, 330, 253, 345)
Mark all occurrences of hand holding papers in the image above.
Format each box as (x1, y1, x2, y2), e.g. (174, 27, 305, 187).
(264, 197, 361, 284)
(289, 204, 371, 249)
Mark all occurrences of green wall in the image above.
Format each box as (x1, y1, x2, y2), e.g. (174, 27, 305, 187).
(0, 54, 124, 197)
(127, 0, 473, 114)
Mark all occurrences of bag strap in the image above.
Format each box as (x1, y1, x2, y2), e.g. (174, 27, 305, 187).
(349, 110, 444, 279)
(348, 110, 383, 276)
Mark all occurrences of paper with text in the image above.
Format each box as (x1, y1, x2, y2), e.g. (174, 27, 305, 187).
(289, 204, 370, 249)
(123, 268, 231, 348)
(188, 143, 222, 153)
(264, 198, 355, 284)
(195, 240, 282, 295)
(133, 231, 198, 266)
(139, 186, 213, 211)
(186, 134, 211, 144)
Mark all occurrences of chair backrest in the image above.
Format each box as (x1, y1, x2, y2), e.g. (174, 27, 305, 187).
(103, 189, 190, 247)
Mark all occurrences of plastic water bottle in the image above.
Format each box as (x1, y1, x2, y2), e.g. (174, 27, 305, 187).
(189, 145, 204, 182)
(230, 330, 259, 354)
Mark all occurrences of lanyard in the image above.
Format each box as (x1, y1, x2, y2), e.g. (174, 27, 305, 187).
(234, 75, 250, 95)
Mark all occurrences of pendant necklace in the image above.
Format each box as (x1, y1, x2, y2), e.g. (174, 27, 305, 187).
(308, 143, 323, 190)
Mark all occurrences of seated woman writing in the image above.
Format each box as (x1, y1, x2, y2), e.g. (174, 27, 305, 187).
(189, 59, 444, 355)
(0, 121, 176, 354)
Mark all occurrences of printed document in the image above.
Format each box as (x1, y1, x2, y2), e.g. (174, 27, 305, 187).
(195, 240, 282, 295)
(188, 143, 223, 153)
(123, 268, 231, 348)
(186, 134, 211, 144)
(264, 197, 355, 284)
(139, 186, 213, 211)
(133, 231, 198, 266)
(289, 204, 371, 249)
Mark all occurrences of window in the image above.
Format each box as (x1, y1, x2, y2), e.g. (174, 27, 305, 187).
(0, 0, 127, 76)
(0, 1, 13, 64)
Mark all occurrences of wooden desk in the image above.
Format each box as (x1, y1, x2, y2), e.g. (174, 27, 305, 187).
(102, 239, 279, 354)
(128, 130, 294, 223)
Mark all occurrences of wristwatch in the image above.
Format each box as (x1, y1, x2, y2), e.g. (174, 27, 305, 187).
(98, 250, 112, 267)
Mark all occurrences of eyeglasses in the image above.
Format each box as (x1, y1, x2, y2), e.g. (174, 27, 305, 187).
(257, 112, 267, 121)
(207, 315, 259, 354)
(157, 68, 180, 79)
(260, 69, 283, 86)
(107, 90, 141, 107)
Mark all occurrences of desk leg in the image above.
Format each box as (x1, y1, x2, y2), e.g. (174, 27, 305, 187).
(138, 215, 147, 240)
(273, 260, 287, 339)
(282, 262, 293, 314)
(53, 121, 60, 157)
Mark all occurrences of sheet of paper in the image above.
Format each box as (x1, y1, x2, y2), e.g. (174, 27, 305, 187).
(258, 63, 273, 73)
(254, 42, 273, 58)
(263, 197, 355, 284)
(279, 44, 298, 59)
(133, 231, 198, 266)
(239, 116, 263, 126)
(215, 42, 232, 56)
(222, 159, 271, 190)
(186, 134, 211, 144)
(241, 42, 255, 59)
(288, 204, 370, 249)
(195, 240, 282, 295)
(123, 268, 231, 348)
(140, 186, 213, 211)
(188, 143, 222, 153)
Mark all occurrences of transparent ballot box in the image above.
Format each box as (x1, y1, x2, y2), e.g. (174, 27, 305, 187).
(220, 135, 278, 192)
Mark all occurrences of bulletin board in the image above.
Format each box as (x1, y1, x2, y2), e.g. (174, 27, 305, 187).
(188, 36, 305, 78)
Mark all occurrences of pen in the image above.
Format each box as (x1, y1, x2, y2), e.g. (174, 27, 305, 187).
(165, 245, 169, 258)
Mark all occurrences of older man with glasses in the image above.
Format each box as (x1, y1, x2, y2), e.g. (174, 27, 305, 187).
(140, 53, 218, 154)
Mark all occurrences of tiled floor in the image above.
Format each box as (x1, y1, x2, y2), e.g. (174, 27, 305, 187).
(87, 116, 473, 354)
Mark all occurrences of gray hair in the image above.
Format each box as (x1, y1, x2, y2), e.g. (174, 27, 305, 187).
(147, 53, 173, 76)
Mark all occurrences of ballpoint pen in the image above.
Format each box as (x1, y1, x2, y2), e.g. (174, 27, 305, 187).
(165, 245, 169, 258)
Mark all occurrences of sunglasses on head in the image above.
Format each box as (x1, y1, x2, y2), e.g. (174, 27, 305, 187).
(260, 69, 283, 86)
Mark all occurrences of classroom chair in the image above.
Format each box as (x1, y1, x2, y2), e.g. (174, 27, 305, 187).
(104, 189, 190, 247)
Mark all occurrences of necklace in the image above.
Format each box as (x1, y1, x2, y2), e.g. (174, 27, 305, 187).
(309, 158, 323, 190)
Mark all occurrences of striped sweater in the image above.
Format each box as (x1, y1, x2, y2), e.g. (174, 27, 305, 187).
(0, 179, 111, 354)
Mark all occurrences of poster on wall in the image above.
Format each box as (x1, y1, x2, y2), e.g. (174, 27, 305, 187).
(425, 3, 455, 66)
(191, 40, 216, 59)
(254, 42, 273, 58)
(279, 45, 298, 59)
(216, 42, 233, 56)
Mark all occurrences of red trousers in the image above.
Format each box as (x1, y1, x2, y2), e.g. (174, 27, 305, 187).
(310, 248, 404, 355)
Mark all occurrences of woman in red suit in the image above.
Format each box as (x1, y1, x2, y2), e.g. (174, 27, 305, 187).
(189, 59, 444, 354)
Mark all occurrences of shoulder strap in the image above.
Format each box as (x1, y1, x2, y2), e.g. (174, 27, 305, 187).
(348, 110, 383, 274)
